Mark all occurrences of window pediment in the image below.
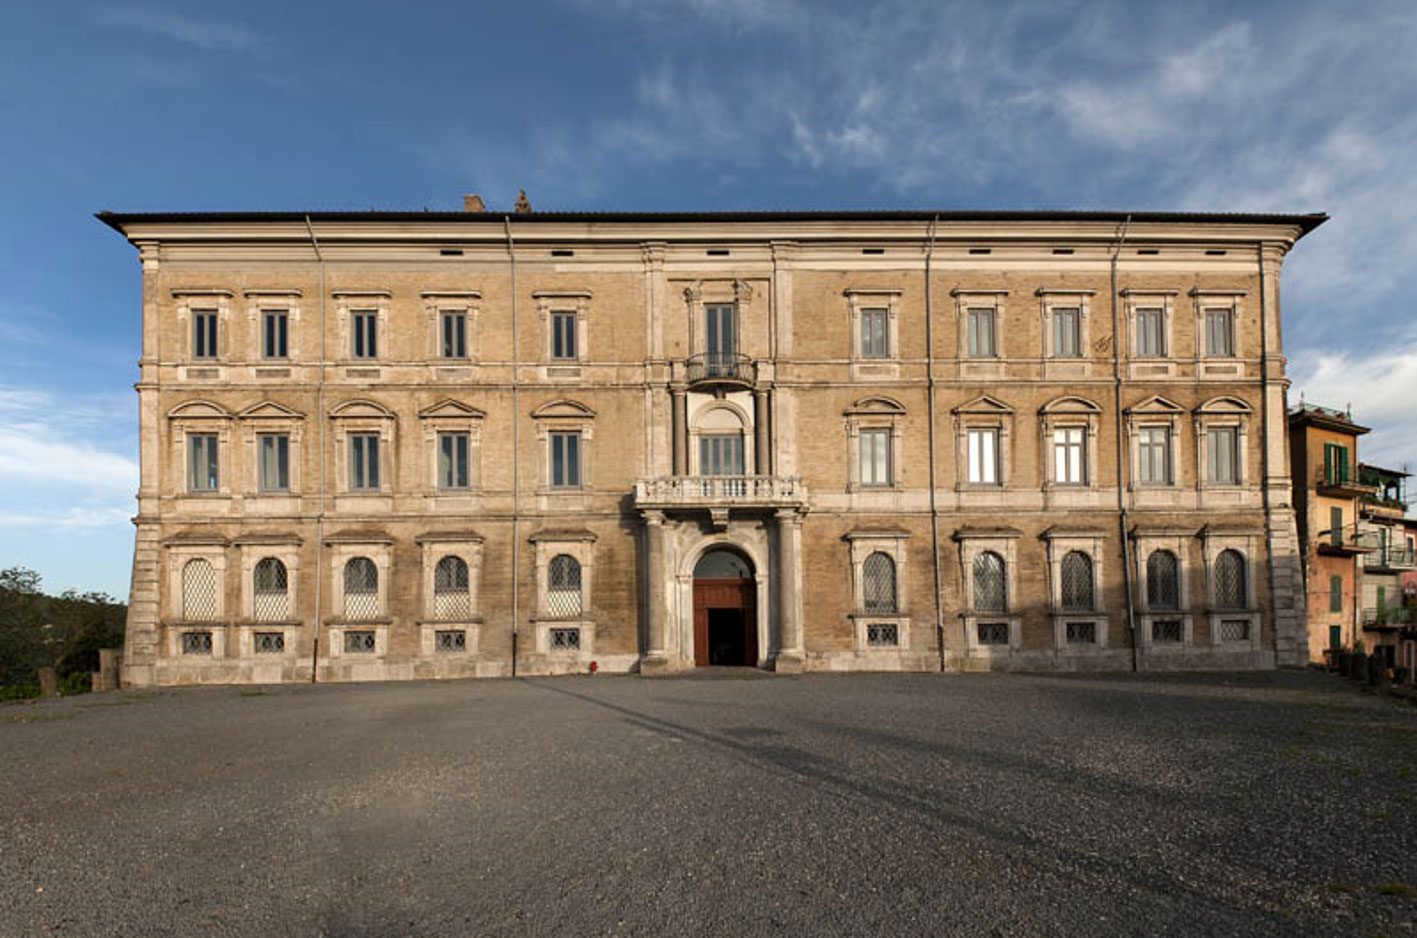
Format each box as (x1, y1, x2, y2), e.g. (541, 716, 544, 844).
(168, 400, 232, 420)
(1039, 395, 1101, 415)
(1194, 396, 1252, 416)
(330, 399, 395, 420)
(844, 396, 906, 416)
(1125, 395, 1184, 416)
(531, 399, 595, 420)
(419, 399, 485, 420)
(238, 400, 306, 420)
(953, 395, 1013, 416)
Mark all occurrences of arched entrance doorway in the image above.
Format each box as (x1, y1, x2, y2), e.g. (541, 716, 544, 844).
(693, 547, 757, 666)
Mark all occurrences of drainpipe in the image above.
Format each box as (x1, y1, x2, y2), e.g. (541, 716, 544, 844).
(923, 216, 946, 672)
(305, 216, 327, 683)
(1110, 216, 1139, 672)
(505, 216, 521, 678)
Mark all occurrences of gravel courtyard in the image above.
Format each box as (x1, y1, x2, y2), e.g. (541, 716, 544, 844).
(2, 670, 1415, 938)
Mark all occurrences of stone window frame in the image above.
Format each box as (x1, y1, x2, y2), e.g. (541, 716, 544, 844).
(689, 400, 754, 477)
(843, 287, 903, 363)
(244, 289, 302, 363)
(1191, 288, 1247, 361)
(952, 289, 1007, 360)
(423, 290, 480, 362)
(237, 401, 305, 498)
(1039, 396, 1102, 490)
(1037, 288, 1096, 360)
(1042, 527, 1108, 651)
(329, 399, 397, 496)
(1124, 396, 1183, 491)
(954, 526, 1023, 655)
(1130, 528, 1195, 650)
(1199, 526, 1262, 651)
(324, 533, 393, 657)
(534, 290, 592, 367)
(332, 290, 391, 363)
(683, 279, 754, 360)
(952, 395, 1014, 492)
(233, 534, 301, 659)
(844, 396, 906, 492)
(1193, 396, 1252, 493)
(531, 399, 595, 495)
(844, 529, 911, 653)
(168, 400, 234, 498)
(529, 529, 597, 657)
(416, 531, 484, 658)
(1121, 288, 1178, 360)
(163, 537, 229, 630)
(172, 289, 233, 365)
(418, 399, 485, 495)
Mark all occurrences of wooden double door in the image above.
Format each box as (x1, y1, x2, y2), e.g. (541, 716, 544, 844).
(693, 577, 757, 667)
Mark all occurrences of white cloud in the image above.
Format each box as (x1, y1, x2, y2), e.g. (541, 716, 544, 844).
(0, 386, 136, 499)
(0, 506, 133, 530)
(1290, 339, 1417, 470)
(93, 7, 269, 54)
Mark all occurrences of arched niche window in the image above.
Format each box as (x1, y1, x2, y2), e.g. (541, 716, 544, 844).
(1060, 551, 1095, 612)
(1214, 549, 1247, 610)
(183, 558, 218, 621)
(973, 551, 1007, 613)
(862, 552, 897, 613)
(343, 557, 379, 619)
(434, 555, 470, 620)
(1146, 550, 1180, 611)
(253, 557, 288, 621)
(692, 404, 749, 476)
(547, 554, 583, 618)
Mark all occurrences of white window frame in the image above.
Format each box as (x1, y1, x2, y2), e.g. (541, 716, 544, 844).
(845, 529, 911, 653)
(844, 397, 906, 493)
(955, 527, 1022, 656)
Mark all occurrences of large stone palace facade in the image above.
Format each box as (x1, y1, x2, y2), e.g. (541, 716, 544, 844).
(100, 206, 1324, 685)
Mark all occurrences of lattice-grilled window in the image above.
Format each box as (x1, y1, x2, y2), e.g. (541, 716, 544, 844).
(1060, 551, 1094, 612)
(344, 630, 376, 653)
(253, 557, 288, 621)
(182, 558, 218, 621)
(550, 627, 581, 650)
(434, 629, 466, 653)
(1214, 550, 1246, 610)
(253, 632, 285, 654)
(434, 556, 470, 620)
(866, 623, 899, 647)
(181, 631, 213, 655)
(1065, 621, 1096, 644)
(343, 557, 379, 620)
(977, 622, 1009, 646)
(547, 554, 582, 618)
(1146, 550, 1179, 611)
(973, 552, 1006, 613)
(1152, 620, 1183, 644)
(1220, 619, 1250, 642)
(862, 552, 897, 613)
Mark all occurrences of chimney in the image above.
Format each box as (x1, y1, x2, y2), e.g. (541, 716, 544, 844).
(514, 189, 532, 213)
(463, 194, 485, 213)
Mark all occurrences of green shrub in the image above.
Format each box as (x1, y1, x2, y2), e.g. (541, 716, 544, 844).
(0, 683, 40, 701)
(58, 671, 90, 696)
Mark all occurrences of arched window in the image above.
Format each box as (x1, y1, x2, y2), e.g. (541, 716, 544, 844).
(1060, 551, 1094, 612)
(1214, 549, 1247, 609)
(344, 557, 378, 619)
(434, 555, 470, 619)
(973, 551, 1006, 613)
(1146, 550, 1179, 611)
(862, 552, 897, 613)
(182, 558, 217, 621)
(548, 554, 582, 617)
(253, 557, 288, 621)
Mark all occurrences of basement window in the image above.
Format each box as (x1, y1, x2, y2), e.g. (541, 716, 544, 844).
(550, 627, 581, 651)
(866, 623, 899, 647)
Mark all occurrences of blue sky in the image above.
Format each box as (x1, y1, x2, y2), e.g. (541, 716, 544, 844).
(2, 0, 1415, 597)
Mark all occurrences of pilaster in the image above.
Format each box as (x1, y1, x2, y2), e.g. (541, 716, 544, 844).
(773, 508, 805, 672)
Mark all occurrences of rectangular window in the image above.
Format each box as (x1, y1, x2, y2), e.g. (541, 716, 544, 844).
(859, 429, 892, 486)
(866, 623, 899, 647)
(967, 428, 998, 484)
(977, 622, 1009, 646)
(344, 630, 376, 653)
(1136, 307, 1165, 357)
(192, 309, 218, 359)
(967, 308, 996, 357)
(188, 433, 219, 491)
(550, 627, 581, 650)
(435, 629, 467, 653)
(253, 632, 285, 654)
(349, 433, 380, 491)
(1151, 620, 1182, 644)
(441, 310, 467, 359)
(860, 308, 888, 358)
(438, 432, 470, 490)
(1052, 427, 1085, 485)
(551, 311, 577, 360)
(258, 433, 290, 492)
(181, 631, 213, 655)
(1052, 308, 1081, 357)
(1138, 427, 1171, 484)
(262, 309, 288, 359)
(1206, 427, 1238, 484)
(1330, 506, 1343, 547)
(1329, 575, 1343, 613)
(1220, 619, 1251, 642)
(1323, 442, 1350, 484)
(699, 434, 744, 476)
(351, 309, 378, 359)
(1205, 308, 1235, 357)
(550, 431, 581, 489)
(705, 304, 736, 362)
(1065, 621, 1097, 644)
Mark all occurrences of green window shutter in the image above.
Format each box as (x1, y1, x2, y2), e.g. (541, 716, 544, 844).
(1331, 506, 1343, 546)
(1338, 446, 1349, 482)
(1324, 444, 1334, 482)
(1330, 576, 1343, 613)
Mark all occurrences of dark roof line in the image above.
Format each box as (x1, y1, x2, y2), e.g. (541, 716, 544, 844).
(96, 208, 1328, 236)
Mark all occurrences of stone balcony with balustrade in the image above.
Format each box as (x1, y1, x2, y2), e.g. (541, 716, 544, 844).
(634, 475, 807, 526)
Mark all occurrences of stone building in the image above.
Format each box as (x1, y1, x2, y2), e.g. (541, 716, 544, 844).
(99, 205, 1323, 686)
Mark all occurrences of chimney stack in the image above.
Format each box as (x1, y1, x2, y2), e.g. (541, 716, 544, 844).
(463, 194, 485, 213)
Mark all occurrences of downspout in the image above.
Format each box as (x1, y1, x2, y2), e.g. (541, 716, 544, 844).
(304, 216, 327, 683)
(1257, 239, 1281, 661)
(505, 216, 521, 678)
(1110, 216, 1139, 672)
(923, 216, 946, 672)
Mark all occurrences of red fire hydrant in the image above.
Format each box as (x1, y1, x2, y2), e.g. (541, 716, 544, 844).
(589, 660, 598, 675)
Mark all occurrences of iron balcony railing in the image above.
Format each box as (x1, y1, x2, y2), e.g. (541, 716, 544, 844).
(1317, 526, 1382, 553)
(1362, 606, 1417, 627)
(634, 475, 806, 507)
(685, 353, 755, 388)
(1316, 468, 1377, 497)
(1363, 544, 1417, 570)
